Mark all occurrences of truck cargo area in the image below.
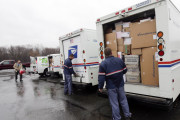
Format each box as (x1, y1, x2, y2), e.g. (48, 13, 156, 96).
(103, 9, 159, 87)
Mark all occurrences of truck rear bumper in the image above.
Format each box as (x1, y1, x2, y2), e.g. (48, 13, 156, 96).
(60, 80, 92, 88)
(98, 90, 173, 109)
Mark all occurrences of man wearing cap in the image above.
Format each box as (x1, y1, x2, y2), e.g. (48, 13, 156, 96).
(13, 60, 23, 82)
(98, 48, 131, 120)
(63, 54, 77, 95)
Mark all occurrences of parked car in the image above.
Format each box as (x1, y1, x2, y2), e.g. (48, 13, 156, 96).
(0, 60, 30, 70)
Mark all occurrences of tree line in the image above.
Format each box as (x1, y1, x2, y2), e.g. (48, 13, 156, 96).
(0, 45, 60, 63)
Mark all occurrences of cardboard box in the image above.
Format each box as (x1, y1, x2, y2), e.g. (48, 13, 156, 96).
(125, 55, 139, 65)
(105, 33, 117, 51)
(141, 47, 159, 86)
(131, 20, 157, 49)
(132, 49, 142, 55)
(115, 22, 123, 32)
(126, 73, 140, 83)
(123, 45, 131, 55)
(118, 45, 124, 52)
(112, 50, 118, 57)
(117, 39, 124, 46)
(105, 28, 113, 34)
(126, 64, 140, 74)
(124, 38, 131, 45)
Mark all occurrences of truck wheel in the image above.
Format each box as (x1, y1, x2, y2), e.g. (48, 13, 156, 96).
(44, 68, 50, 77)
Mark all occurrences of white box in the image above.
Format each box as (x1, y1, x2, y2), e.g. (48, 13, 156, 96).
(125, 55, 139, 65)
(126, 73, 140, 83)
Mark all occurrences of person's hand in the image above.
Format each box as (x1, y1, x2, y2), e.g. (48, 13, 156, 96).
(99, 89, 103, 93)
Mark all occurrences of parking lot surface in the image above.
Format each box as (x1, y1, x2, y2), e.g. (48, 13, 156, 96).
(1, 69, 180, 120)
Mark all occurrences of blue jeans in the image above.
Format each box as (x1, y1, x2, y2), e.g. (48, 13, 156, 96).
(108, 87, 131, 120)
(64, 74, 72, 95)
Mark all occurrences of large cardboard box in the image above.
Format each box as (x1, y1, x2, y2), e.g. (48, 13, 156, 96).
(115, 22, 123, 31)
(118, 46, 124, 52)
(131, 20, 157, 49)
(112, 50, 118, 57)
(141, 47, 159, 86)
(132, 49, 142, 55)
(105, 28, 113, 34)
(117, 39, 124, 46)
(105, 33, 117, 51)
(123, 45, 131, 55)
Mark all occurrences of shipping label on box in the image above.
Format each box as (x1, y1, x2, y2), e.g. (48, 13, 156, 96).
(125, 55, 139, 65)
(124, 38, 132, 45)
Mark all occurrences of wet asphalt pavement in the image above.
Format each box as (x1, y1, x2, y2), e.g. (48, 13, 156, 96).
(1, 70, 180, 120)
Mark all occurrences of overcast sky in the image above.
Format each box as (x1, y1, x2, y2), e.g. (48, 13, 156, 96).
(0, 0, 180, 48)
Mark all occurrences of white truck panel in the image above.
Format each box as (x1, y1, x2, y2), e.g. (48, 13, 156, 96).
(59, 29, 99, 86)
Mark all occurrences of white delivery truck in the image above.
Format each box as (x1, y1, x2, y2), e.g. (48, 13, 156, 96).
(31, 56, 49, 76)
(47, 54, 62, 77)
(30, 56, 37, 74)
(96, 0, 180, 107)
(59, 29, 99, 88)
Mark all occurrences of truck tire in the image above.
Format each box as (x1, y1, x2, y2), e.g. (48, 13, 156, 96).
(44, 68, 50, 77)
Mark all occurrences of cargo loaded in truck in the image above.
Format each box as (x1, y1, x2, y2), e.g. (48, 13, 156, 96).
(96, 0, 180, 108)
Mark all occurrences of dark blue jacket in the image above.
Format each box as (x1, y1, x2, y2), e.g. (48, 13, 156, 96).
(64, 58, 75, 75)
(98, 56, 127, 89)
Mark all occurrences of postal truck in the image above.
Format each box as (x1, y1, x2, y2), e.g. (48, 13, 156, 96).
(47, 54, 62, 77)
(96, 0, 180, 107)
(59, 29, 99, 88)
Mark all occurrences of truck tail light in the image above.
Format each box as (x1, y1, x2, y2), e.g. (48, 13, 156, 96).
(158, 51, 164, 56)
(83, 59, 86, 62)
(158, 44, 164, 50)
(84, 66, 86, 69)
(83, 50, 85, 54)
(157, 31, 163, 38)
(160, 58, 163, 61)
(100, 51, 103, 55)
(100, 42, 103, 47)
(101, 56, 104, 59)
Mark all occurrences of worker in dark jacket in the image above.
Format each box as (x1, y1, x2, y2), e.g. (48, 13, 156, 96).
(98, 48, 131, 120)
(64, 54, 77, 95)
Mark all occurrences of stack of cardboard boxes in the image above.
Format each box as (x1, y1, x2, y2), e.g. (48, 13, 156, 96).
(125, 55, 140, 83)
(105, 18, 159, 86)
